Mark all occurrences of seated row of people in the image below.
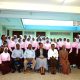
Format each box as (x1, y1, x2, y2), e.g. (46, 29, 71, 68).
(1, 35, 80, 69)
(0, 43, 71, 75)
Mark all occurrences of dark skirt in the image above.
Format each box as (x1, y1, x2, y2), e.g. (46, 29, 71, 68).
(21, 48, 25, 52)
(0, 61, 11, 75)
(76, 49, 80, 68)
(49, 57, 58, 74)
(55, 47, 58, 51)
(8, 47, 15, 56)
(11, 58, 24, 71)
(32, 47, 35, 50)
(66, 48, 70, 54)
(11, 47, 15, 51)
(59, 47, 62, 50)
(68, 48, 77, 65)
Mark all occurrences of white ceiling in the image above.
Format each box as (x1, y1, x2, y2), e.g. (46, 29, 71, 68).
(0, 0, 80, 6)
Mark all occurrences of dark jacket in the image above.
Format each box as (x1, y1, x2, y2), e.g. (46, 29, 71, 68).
(35, 48, 48, 58)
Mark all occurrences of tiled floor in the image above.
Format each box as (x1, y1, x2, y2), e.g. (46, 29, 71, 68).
(0, 68, 80, 80)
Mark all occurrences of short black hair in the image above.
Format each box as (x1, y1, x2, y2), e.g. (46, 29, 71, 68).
(39, 42, 43, 46)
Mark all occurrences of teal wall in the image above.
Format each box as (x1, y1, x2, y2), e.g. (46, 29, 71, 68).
(0, 26, 2, 37)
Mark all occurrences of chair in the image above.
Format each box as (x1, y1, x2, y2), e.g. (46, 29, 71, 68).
(27, 62, 32, 69)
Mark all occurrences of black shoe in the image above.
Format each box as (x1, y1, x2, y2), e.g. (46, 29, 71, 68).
(51, 72, 56, 74)
(18, 70, 21, 73)
(78, 67, 80, 69)
(11, 70, 15, 73)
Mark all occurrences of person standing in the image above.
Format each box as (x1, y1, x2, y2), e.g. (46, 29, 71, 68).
(69, 38, 78, 67)
(25, 38, 31, 50)
(58, 38, 64, 50)
(20, 39, 25, 52)
(44, 40, 51, 51)
(8, 38, 16, 52)
(31, 38, 38, 50)
(76, 39, 80, 69)
(66, 39, 71, 53)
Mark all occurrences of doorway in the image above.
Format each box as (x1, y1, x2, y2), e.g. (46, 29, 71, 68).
(36, 32, 46, 37)
(73, 32, 80, 40)
(12, 31, 22, 38)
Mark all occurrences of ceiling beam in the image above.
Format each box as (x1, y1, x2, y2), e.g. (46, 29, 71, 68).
(0, 1, 80, 13)
(0, 10, 80, 21)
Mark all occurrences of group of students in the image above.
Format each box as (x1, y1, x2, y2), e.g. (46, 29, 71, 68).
(0, 34, 80, 75)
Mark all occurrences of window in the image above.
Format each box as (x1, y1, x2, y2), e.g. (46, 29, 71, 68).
(50, 32, 70, 36)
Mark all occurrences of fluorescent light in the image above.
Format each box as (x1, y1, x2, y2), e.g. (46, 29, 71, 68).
(57, 0, 75, 3)
(56, 0, 64, 2)
(22, 19, 73, 26)
(64, 0, 75, 3)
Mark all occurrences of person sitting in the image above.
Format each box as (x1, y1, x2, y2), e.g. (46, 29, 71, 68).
(11, 43, 23, 73)
(24, 44, 36, 73)
(0, 47, 11, 75)
(35, 43, 48, 75)
(48, 44, 58, 74)
(59, 45, 71, 74)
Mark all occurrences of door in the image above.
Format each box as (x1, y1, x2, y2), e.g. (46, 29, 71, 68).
(36, 32, 46, 37)
(13, 31, 22, 38)
(73, 32, 80, 40)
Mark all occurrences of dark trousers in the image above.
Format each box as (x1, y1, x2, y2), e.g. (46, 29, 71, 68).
(11, 58, 23, 72)
(21, 48, 25, 52)
(68, 48, 77, 65)
(48, 57, 58, 74)
(76, 49, 80, 68)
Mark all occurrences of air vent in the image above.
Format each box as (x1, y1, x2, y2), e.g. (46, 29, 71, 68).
(24, 31, 34, 35)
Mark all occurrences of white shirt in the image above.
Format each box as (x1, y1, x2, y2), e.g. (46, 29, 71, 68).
(48, 49, 58, 60)
(24, 49, 35, 58)
(0, 39, 2, 46)
(77, 43, 80, 54)
(76, 38, 79, 43)
(11, 49, 23, 58)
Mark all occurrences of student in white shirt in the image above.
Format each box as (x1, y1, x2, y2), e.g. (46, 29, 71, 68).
(48, 44, 58, 60)
(48, 44, 58, 74)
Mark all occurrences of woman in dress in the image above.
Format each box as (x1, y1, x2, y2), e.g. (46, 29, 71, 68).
(0, 47, 11, 75)
(35, 43, 48, 75)
(59, 45, 71, 74)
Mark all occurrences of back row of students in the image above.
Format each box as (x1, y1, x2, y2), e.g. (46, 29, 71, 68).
(0, 35, 80, 51)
